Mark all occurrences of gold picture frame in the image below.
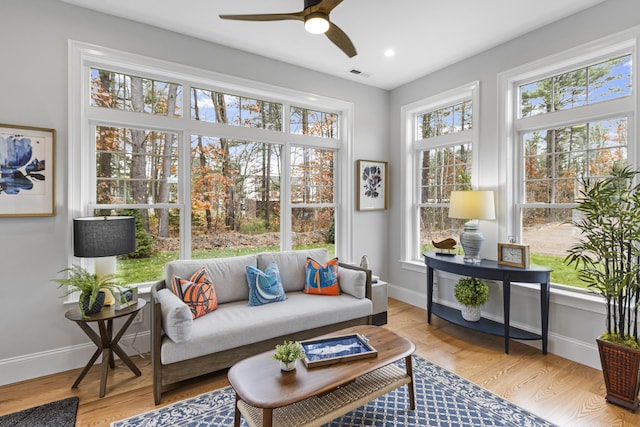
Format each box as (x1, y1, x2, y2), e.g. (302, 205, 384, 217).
(356, 159, 388, 211)
(0, 124, 56, 217)
(497, 243, 530, 268)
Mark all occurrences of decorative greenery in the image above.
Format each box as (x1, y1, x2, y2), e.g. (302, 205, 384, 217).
(454, 277, 489, 307)
(272, 341, 305, 364)
(121, 209, 154, 259)
(565, 165, 640, 348)
(326, 216, 335, 244)
(52, 264, 131, 317)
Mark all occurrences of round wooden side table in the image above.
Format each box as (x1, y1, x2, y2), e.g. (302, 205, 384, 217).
(65, 299, 146, 397)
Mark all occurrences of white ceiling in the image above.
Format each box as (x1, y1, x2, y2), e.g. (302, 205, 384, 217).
(59, 0, 607, 90)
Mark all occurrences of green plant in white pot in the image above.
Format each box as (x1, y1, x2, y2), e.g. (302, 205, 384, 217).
(564, 165, 640, 411)
(52, 264, 130, 317)
(273, 341, 305, 371)
(454, 277, 489, 322)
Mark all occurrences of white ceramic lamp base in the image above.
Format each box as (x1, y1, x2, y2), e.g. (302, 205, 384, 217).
(95, 256, 117, 306)
(460, 221, 484, 263)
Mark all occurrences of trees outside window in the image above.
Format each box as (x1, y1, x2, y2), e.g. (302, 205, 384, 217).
(404, 82, 479, 262)
(74, 46, 346, 285)
(512, 51, 633, 288)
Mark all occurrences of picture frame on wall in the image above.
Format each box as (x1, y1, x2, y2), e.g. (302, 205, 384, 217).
(0, 124, 56, 217)
(356, 159, 388, 211)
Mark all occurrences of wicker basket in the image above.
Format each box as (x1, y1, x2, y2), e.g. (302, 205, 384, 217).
(597, 338, 640, 412)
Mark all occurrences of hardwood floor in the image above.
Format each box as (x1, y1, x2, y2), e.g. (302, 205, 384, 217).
(1, 298, 639, 426)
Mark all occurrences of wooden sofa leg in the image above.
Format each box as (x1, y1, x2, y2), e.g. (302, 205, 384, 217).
(154, 382, 162, 405)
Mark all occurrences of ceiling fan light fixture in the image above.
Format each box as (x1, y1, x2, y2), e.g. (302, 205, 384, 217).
(304, 13, 329, 34)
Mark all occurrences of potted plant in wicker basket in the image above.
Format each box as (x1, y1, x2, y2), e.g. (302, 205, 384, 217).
(454, 277, 489, 322)
(52, 264, 130, 317)
(565, 165, 640, 412)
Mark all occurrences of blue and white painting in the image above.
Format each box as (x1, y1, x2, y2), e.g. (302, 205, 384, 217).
(362, 165, 383, 199)
(358, 160, 387, 211)
(0, 126, 54, 216)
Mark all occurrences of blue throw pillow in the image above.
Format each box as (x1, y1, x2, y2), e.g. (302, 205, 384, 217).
(245, 261, 286, 306)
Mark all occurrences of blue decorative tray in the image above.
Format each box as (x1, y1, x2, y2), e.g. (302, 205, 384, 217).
(299, 333, 377, 367)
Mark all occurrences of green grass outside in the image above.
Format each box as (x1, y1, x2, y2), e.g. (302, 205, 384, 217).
(118, 243, 335, 284)
(530, 253, 585, 289)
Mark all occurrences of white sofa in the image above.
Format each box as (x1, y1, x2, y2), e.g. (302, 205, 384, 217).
(150, 248, 373, 404)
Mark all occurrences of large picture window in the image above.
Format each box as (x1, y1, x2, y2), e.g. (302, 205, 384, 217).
(403, 82, 479, 262)
(510, 48, 634, 289)
(72, 43, 348, 286)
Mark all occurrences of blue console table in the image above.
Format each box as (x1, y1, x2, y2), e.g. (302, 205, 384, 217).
(424, 252, 551, 354)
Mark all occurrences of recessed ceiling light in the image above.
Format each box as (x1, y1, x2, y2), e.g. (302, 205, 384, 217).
(384, 49, 395, 57)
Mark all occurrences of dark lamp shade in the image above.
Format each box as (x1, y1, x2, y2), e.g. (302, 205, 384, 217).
(73, 216, 136, 258)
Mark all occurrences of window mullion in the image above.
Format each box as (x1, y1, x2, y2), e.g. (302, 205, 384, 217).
(515, 97, 633, 132)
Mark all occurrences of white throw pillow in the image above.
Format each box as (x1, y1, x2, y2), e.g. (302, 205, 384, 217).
(156, 288, 193, 343)
(338, 267, 366, 299)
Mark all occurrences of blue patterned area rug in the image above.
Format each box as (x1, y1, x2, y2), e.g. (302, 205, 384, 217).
(112, 355, 556, 426)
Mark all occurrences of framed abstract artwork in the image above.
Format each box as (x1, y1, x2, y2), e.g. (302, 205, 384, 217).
(0, 124, 56, 217)
(356, 159, 388, 211)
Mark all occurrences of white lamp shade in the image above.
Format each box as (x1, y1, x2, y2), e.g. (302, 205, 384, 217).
(448, 190, 496, 220)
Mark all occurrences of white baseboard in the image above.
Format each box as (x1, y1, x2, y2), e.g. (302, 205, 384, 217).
(387, 283, 601, 370)
(0, 331, 150, 387)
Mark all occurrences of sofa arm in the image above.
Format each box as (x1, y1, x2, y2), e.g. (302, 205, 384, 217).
(338, 262, 372, 300)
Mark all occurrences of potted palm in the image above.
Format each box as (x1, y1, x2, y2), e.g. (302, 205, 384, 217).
(565, 165, 640, 411)
(52, 264, 130, 317)
(454, 277, 489, 322)
(273, 341, 305, 371)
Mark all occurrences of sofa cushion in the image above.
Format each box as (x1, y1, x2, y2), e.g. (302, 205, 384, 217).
(155, 289, 193, 343)
(338, 267, 366, 299)
(304, 257, 339, 295)
(171, 276, 218, 319)
(245, 261, 286, 306)
(257, 248, 329, 292)
(160, 292, 373, 365)
(171, 267, 218, 319)
(165, 254, 257, 304)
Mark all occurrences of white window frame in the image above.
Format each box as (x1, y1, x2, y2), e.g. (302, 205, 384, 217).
(498, 29, 638, 290)
(400, 81, 480, 269)
(68, 41, 355, 287)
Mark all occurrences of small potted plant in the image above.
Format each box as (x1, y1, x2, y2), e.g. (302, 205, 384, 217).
(52, 264, 130, 317)
(273, 341, 305, 371)
(454, 277, 489, 322)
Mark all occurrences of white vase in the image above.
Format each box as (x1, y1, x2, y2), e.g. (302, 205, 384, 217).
(360, 255, 370, 270)
(280, 360, 297, 371)
(461, 305, 482, 322)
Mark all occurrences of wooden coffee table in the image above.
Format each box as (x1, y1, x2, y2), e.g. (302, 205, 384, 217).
(228, 325, 415, 427)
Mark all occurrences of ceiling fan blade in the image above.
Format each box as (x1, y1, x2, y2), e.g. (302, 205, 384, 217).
(219, 12, 305, 22)
(325, 22, 357, 57)
(313, 0, 344, 14)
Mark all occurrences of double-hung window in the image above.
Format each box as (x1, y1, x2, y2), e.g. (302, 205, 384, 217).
(71, 42, 348, 286)
(507, 39, 634, 289)
(403, 82, 479, 262)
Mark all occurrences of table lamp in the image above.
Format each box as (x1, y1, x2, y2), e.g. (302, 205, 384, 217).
(73, 216, 136, 305)
(448, 190, 495, 263)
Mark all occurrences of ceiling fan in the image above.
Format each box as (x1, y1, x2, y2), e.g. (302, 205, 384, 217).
(219, 0, 357, 58)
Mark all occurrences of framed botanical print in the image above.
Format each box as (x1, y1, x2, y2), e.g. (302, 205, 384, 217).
(0, 124, 56, 217)
(356, 159, 388, 211)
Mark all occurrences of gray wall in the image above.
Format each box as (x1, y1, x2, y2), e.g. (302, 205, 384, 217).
(0, 0, 388, 384)
(387, 0, 640, 368)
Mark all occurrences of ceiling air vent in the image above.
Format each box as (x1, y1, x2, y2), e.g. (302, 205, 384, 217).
(349, 69, 371, 78)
